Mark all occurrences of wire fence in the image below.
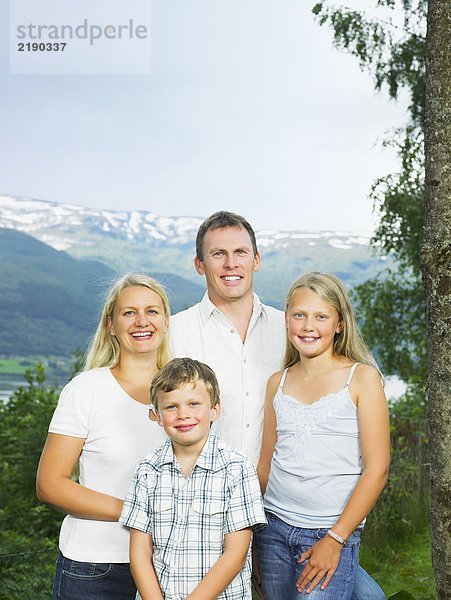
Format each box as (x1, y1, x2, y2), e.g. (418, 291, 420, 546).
(0, 548, 57, 600)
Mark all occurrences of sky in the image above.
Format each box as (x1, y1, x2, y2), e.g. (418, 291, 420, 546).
(0, 0, 407, 234)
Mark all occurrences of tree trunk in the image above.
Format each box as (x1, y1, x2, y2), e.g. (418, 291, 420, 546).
(421, 0, 451, 597)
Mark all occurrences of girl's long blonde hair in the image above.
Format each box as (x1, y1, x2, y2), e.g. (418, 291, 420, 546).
(84, 273, 171, 371)
(283, 272, 380, 375)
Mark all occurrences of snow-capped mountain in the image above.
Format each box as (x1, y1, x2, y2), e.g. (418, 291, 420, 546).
(0, 195, 203, 251)
(0, 195, 389, 309)
(0, 195, 371, 252)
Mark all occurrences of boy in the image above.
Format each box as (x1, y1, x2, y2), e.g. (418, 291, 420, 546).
(120, 357, 267, 600)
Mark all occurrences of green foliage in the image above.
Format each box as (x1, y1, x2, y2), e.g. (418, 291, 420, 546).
(313, 3, 432, 594)
(0, 364, 63, 553)
(365, 385, 428, 542)
(0, 547, 57, 600)
(312, 1, 426, 380)
(370, 126, 425, 271)
(360, 385, 431, 596)
(352, 271, 426, 381)
(312, 1, 426, 124)
(70, 347, 87, 377)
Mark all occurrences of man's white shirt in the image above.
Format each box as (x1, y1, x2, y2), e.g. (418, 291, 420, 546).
(170, 292, 285, 466)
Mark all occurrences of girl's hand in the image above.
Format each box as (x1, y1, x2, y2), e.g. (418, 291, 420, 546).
(296, 535, 343, 593)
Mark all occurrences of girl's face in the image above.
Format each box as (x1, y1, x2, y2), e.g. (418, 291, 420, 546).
(108, 286, 168, 359)
(285, 288, 342, 359)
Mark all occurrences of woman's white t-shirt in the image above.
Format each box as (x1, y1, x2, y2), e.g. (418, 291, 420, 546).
(48, 367, 167, 563)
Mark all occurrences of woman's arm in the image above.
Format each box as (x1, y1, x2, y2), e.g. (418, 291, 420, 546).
(297, 365, 390, 593)
(129, 529, 164, 600)
(36, 432, 123, 521)
(257, 372, 280, 494)
(186, 528, 252, 600)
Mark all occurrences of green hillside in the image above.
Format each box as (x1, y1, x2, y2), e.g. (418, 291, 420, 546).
(0, 226, 391, 357)
(0, 229, 203, 357)
(62, 232, 391, 310)
(255, 242, 390, 308)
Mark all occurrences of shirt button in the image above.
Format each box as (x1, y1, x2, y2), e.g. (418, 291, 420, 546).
(243, 358, 247, 363)
(245, 392, 249, 396)
(230, 329, 235, 334)
(245, 423, 250, 428)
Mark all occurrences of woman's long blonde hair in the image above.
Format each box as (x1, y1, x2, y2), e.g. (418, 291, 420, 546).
(84, 273, 171, 371)
(283, 272, 380, 374)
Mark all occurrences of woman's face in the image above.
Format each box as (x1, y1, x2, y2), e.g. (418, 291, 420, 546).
(108, 285, 168, 358)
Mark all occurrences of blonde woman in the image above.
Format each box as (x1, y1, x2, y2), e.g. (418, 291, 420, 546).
(37, 273, 170, 600)
(257, 272, 390, 599)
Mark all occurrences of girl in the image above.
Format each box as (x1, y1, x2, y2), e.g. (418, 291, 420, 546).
(37, 273, 170, 599)
(256, 272, 390, 598)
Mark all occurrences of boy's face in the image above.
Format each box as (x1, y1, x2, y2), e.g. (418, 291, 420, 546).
(155, 380, 220, 452)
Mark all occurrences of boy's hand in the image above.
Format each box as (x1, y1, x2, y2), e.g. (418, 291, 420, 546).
(186, 528, 251, 600)
(296, 535, 342, 593)
(130, 529, 164, 600)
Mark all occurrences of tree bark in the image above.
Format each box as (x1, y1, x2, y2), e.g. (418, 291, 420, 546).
(421, 0, 451, 597)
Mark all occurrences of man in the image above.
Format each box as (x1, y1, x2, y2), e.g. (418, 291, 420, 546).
(170, 211, 385, 600)
(170, 211, 285, 467)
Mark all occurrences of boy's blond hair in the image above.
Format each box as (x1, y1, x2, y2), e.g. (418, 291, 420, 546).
(150, 357, 220, 412)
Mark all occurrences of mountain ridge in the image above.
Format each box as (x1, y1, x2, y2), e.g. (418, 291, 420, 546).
(0, 228, 204, 357)
(0, 194, 373, 250)
(0, 194, 390, 311)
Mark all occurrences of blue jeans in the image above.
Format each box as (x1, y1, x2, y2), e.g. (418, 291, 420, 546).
(352, 564, 385, 600)
(53, 551, 137, 600)
(256, 512, 361, 599)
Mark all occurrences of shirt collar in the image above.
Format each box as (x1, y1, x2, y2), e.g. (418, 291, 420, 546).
(156, 433, 219, 472)
(157, 437, 176, 467)
(199, 291, 267, 327)
(195, 433, 219, 471)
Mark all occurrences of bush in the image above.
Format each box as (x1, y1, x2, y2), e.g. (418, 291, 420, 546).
(0, 364, 62, 551)
(364, 383, 428, 545)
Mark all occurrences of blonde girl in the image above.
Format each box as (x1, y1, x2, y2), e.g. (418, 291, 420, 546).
(256, 272, 389, 599)
(37, 273, 170, 600)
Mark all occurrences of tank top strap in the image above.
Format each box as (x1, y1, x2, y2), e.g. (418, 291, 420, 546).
(278, 368, 289, 391)
(345, 363, 360, 388)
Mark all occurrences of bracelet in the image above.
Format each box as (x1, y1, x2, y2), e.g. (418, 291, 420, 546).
(327, 529, 346, 545)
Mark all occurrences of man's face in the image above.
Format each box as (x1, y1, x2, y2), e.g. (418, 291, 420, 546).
(194, 226, 260, 306)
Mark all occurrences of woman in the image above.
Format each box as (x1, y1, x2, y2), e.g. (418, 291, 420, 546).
(37, 273, 170, 599)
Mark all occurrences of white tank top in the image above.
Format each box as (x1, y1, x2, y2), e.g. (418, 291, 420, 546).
(263, 363, 364, 528)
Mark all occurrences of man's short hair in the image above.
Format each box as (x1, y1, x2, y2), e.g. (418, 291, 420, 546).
(195, 211, 258, 261)
(150, 357, 221, 412)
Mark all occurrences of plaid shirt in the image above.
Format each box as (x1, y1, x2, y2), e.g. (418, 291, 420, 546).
(120, 433, 266, 600)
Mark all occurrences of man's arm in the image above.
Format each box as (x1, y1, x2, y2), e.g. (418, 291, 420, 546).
(186, 528, 252, 600)
(129, 528, 164, 600)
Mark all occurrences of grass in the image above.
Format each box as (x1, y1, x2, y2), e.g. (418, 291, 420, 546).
(0, 358, 31, 375)
(0, 356, 72, 383)
(251, 525, 434, 599)
(361, 525, 435, 599)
